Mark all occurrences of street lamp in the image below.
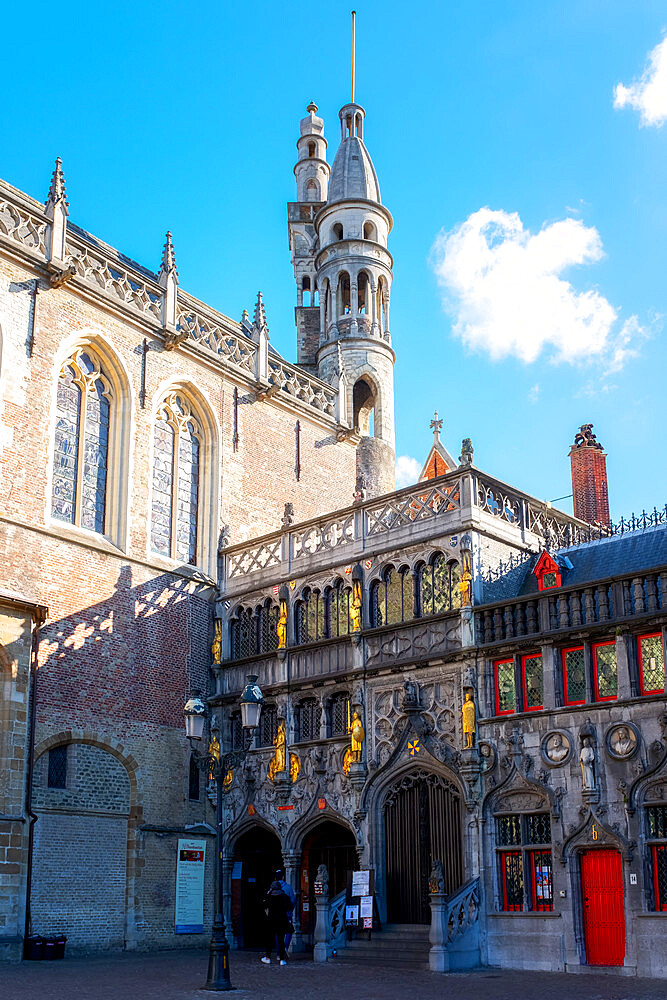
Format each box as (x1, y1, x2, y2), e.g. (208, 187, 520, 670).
(184, 675, 263, 991)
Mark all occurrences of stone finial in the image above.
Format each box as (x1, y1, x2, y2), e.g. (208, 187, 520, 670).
(430, 410, 443, 444)
(459, 438, 474, 467)
(307, 101, 318, 114)
(241, 309, 249, 323)
(253, 291, 269, 336)
(45, 157, 69, 214)
(281, 503, 294, 530)
(158, 232, 179, 284)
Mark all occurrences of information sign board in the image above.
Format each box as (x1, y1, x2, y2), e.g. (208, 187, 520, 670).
(175, 839, 206, 934)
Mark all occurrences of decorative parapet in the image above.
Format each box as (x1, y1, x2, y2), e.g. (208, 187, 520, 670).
(0, 176, 340, 425)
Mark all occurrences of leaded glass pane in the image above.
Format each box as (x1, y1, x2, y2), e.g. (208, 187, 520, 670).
(523, 654, 543, 709)
(450, 562, 462, 609)
(259, 706, 278, 747)
(496, 814, 521, 846)
(595, 643, 617, 699)
(232, 609, 256, 659)
(647, 805, 667, 840)
(371, 582, 385, 626)
(296, 700, 321, 741)
(432, 556, 449, 614)
(419, 564, 433, 617)
(337, 586, 351, 636)
(386, 570, 402, 624)
(640, 634, 665, 693)
(80, 376, 109, 533)
(47, 745, 67, 789)
(496, 660, 516, 713)
(331, 694, 349, 736)
(654, 846, 667, 910)
(530, 849, 553, 911)
(52, 366, 81, 524)
(501, 852, 523, 910)
(402, 571, 415, 621)
(151, 416, 174, 556)
(305, 592, 324, 641)
(175, 422, 199, 564)
(260, 605, 279, 652)
(296, 602, 307, 644)
(525, 813, 551, 844)
(564, 647, 586, 703)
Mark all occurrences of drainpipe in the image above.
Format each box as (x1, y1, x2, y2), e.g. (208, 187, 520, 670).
(23, 607, 45, 954)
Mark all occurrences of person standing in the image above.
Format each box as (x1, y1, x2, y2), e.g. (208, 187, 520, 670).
(275, 867, 296, 953)
(261, 880, 291, 966)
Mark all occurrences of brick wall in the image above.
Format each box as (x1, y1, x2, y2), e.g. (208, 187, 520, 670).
(569, 444, 610, 527)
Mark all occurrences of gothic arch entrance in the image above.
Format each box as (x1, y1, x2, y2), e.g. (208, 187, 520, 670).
(232, 826, 282, 949)
(384, 769, 463, 924)
(300, 820, 356, 943)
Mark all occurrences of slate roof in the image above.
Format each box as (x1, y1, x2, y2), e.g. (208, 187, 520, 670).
(328, 136, 381, 204)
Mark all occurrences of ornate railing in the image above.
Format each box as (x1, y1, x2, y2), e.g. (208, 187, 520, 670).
(0, 196, 48, 257)
(268, 357, 337, 418)
(329, 889, 347, 950)
(67, 231, 162, 321)
(176, 297, 257, 373)
(446, 878, 479, 944)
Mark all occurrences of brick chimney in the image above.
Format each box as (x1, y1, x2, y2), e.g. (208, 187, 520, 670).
(569, 424, 610, 527)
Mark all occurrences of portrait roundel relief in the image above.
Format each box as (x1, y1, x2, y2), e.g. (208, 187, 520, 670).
(541, 730, 572, 767)
(606, 723, 639, 760)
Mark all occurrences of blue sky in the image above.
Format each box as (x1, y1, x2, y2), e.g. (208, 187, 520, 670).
(3, 1, 665, 518)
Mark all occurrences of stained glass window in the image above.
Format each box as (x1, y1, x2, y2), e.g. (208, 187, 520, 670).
(497, 812, 553, 912)
(495, 659, 516, 714)
(47, 745, 68, 789)
(52, 351, 111, 533)
(328, 583, 351, 637)
(593, 642, 618, 701)
(419, 556, 461, 616)
(522, 654, 543, 710)
(295, 699, 321, 741)
(638, 633, 665, 695)
(371, 568, 414, 626)
(563, 646, 586, 704)
(647, 806, 667, 911)
(151, 393, 201, 565)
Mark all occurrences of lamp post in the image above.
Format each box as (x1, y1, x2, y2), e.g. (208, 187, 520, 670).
(184, 675, 263, 992)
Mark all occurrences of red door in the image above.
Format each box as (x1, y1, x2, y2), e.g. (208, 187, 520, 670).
(580, 849, 625, 966)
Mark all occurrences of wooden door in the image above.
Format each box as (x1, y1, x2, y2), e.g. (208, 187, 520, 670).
(580, 849, 625, 966)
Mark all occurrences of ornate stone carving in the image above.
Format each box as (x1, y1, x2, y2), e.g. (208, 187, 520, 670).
(541, 730, 572, 767)
(606, 723, 639, 760)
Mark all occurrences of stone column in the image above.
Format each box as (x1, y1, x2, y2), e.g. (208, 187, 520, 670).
(616, 630, 632, 700)
(370, 281, 378, 335)
(428, 865, 449, 973)
(541, 643, 557, 709)
(350, 280, 359, 335)
(284, 850, 304, 953)
(313, 866, 330, 963)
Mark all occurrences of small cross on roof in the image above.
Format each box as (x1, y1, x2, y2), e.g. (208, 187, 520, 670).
(430, 411, 443, 444)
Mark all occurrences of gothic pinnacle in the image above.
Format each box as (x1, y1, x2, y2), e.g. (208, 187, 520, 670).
(253, 291, 268, 335)
(159, 232, 179, 282)
(46, 157, 68, 213)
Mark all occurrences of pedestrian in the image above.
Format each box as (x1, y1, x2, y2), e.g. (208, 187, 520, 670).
(261, 880, 291, 965)
(274, 867, 296, 953)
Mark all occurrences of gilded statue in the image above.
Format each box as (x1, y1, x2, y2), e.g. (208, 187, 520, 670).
(211, 620, 222, 664)
(350, 711, 365, 762)
(459, 550, 472, 607)
(462, 690, 476, 749)
(350, 579, 362, 632)
(208, 735, 220, 781)
(268, 721, 287, 781)
(277, 599, 287, 649)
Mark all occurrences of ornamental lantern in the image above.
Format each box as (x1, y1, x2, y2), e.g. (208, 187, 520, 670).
(240, 674, 263, 730)
(183, 692, 207, 740)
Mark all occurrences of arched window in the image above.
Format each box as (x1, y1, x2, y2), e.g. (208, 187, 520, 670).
(258, 601, 279, 653)
(363, 221, 377, 241)
(151, 392, 201, 564)
(230, 607, 257, 659)
(332, 223, 343, 242)
(305, 178, 319, 201)
(52, 349, 112, 534)
(296, 589, 325, 644)
(302, 275, 311, 306)
(327, 581, 352, 637)
(295, 699, 321, 742)
(353, 377, 376, 436)
(330, 692, 350, 737)
(338, 272, 351, 315)
(419, 555, 461, 616)
(307, 141, 316, 158)
(358, 271, 369, 314)
(371, 567, 414, 626)
(377, 277, 386, 335)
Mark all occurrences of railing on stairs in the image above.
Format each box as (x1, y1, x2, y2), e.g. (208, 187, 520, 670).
(429, 869, 480, 972)
(329, 889, 348, 952)
(445, 877, 480, 945)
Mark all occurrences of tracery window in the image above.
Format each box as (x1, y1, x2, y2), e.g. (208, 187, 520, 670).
(151, 392, 201, 565)
(419, 555, 461, 616)
(296, 589, 325, 644)
(494, 658, 516, 715)
(496, 811, 553, 912)
(327, 582, 352, 638)
(258, 704, 278, 748)
(52, 350, 111, 534)
(229, 603, 280, 659)
(646, 804, 667, 911)
(330, 692, 350, 737)
(295, 699, 321, 742)
(593, 641, 617, 701)
(371, 567, 414, 626)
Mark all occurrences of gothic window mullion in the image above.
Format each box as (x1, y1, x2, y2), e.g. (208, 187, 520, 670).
(73, 373, 87, 527)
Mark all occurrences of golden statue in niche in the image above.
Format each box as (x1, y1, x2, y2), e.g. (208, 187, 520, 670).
(462, 690, 476, 749)
(350, 711, 365, 761)
(343, 747, 353, 775)
(208, 735, 220, 781)
(459, 551, 472, 607)
(289, 751, 300, 783)
(277, 599, 288, 649)
(223, 768, 234, 791)
(211, 620, 222, 664)
(350, 579, 362, 632)
(268, 721, 287, 780)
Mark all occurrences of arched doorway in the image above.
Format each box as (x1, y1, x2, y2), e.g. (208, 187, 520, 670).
(232, 826, 282, 948)
(300, 820, 356, 942)
(384, 769, 463, 924)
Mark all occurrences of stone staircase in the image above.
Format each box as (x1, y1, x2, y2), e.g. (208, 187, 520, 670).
(336, 923, 430, 971)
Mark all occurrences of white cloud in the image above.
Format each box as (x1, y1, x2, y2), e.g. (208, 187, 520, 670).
(528, 383, 540, 403)
(395, 455, 422, 488)
(431, 207, 642, 371)
(614, 37, 667, 127)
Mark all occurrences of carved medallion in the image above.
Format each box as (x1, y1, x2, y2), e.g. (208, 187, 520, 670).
(541, 730, 572, 767)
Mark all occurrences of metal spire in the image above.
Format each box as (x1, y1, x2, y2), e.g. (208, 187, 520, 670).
(351, 10, 356, 103)
(430, 411, 443, 444)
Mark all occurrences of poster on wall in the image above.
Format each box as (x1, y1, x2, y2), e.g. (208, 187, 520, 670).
(175, 839, 207, 933)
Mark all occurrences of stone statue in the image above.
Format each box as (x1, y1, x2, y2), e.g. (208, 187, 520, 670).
(350, 711, 365, 761)
(268, 721, 287, 780)
(316, 864, 329, 888)
(350, 579, 362, 632)
(429, 859, 445, 894)
(276, 600, 287, 649)
(211, 620, 222, 664)
(580, 736, 596, 790)
(462, 690, 476, 749)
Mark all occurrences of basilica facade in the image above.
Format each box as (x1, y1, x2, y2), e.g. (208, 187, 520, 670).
(0, 87, 665, 978)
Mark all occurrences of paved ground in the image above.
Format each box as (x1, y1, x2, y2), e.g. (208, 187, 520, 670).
(3, 949, 667, 1000)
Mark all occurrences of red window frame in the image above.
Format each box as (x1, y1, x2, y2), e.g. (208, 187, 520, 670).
(638, 632, 665, 696)
(652, 845, 667, 912)
(562, 645, 586, 706)
(521, 653, 543, 712)
(592, 640, 618, 702)
(500, 850, 523, 912)
(494, 658, 516, 716)
(529, 849, 554, 912)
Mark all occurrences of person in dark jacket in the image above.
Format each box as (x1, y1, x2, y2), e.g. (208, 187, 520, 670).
(261, 880, 291, 965)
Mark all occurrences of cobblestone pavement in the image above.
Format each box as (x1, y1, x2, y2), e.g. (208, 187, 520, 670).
(3, 949, 666, 1000)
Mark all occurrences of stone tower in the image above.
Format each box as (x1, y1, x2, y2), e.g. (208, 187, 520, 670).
(288, 98, 396, 495)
